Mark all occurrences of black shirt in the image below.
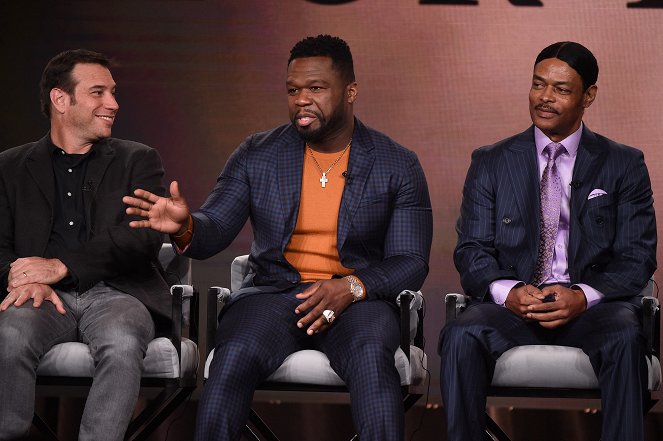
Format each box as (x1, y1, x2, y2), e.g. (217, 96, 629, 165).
(45, 137, 94, 289)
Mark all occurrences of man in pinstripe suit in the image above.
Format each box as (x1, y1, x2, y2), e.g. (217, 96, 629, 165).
(124, 35, 433, 440)
(439, 42, 656, 441)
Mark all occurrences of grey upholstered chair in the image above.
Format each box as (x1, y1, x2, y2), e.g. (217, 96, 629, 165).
(34, 243, 198, 441)
(444, 280, 661, 441)
(204, 255, 428, 441)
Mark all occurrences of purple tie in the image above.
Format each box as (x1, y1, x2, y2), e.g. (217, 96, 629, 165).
(532, 142, 565, 286)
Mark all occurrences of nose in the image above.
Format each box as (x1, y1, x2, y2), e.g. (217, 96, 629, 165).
(294, 89, 312, 107)
(540, 85, 555, 102)
(105, 92, 119, 111)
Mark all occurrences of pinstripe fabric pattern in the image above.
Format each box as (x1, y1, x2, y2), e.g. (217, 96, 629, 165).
(441, 125, 656, 441)
(185, 118, 433, 302)
(439, 301, 647, 441)
(454, 125, 656, 302)
(190, 118, 432, 440)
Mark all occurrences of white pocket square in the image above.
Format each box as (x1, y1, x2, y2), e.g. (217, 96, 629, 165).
(588, 189, 607, 200)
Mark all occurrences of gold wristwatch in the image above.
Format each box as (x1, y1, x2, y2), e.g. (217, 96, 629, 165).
(344, 275, 365, 302)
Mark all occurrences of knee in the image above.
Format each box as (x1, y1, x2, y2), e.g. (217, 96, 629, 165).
(0, 313, 38, 362)
(438, 321, 478, 358)
(91, 331, 150, 370)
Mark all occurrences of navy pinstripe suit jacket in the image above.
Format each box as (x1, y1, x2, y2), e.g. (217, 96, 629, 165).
(455, 125, 656, 303)
(185, 118, 433, 302)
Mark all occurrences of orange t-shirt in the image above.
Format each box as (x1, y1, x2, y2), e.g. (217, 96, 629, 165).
(284, 147, 353, 282)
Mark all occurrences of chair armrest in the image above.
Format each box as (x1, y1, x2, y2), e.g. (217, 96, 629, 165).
(398, 291, 413, 361)
(396, 290, 424, 360)
(169, 284, 196, 360)
(445, 293, 469, 323)
(642, 295, 660, 357)
(206, 286, 231, 358)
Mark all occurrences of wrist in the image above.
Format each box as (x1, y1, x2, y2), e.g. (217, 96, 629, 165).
(344, 275, 366, 302)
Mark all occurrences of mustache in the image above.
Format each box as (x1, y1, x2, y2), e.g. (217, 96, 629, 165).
(535, 104, 558, 114)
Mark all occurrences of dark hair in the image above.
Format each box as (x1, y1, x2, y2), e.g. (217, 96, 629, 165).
(288, 34, 355, 83)
(40, 49, 112, 118)
(535, 42, 598, 91)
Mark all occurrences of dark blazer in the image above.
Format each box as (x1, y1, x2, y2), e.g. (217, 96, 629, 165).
(454, 125, 657, 303)
(185, 118, 433, 302)
(0, 135, 172, 325)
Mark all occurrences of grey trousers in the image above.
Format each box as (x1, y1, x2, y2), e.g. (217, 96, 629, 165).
(0, 282, 154, 441)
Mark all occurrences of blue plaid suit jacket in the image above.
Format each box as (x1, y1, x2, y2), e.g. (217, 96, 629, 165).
(455, 125, 657, 303)
(185, 118, 433, 301)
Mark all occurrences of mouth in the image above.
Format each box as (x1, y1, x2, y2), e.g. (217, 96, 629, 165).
(296, 112, 317, 127)
(97, 115, 115, 123)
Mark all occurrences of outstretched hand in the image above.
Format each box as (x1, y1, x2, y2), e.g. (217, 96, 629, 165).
(123, 181, 190, 234)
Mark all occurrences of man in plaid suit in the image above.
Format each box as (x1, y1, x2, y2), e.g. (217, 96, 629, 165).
(124, 35, 433, 441)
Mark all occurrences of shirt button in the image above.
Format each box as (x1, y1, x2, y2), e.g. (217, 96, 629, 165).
(67, 192, 72, 197)
(68, 221, 74, 226)
(67, 168, 73, 173)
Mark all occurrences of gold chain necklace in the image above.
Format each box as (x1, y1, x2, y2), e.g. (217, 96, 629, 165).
(307, 139, 352, 188)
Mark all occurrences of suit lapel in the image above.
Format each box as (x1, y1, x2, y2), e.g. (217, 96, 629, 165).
(337, 120, 375, 251)
(568, 126, 603, 268)
(505, 127, 540, 267)
(83, 139, 115, 230)
(26, 136, 56, 210)
(277, 127, 305, 250)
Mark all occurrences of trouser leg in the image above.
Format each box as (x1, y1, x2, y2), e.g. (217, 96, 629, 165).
(75, 284, 154, 441)
(438, 303, 543, 441)
(320, 300, 403, 441)
(195, 292, 308, 441)
(554, 301, 647, 441)
(0, 298, 77, 440)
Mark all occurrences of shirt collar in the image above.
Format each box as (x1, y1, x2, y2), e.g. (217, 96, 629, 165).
(534, 122, 583, 158)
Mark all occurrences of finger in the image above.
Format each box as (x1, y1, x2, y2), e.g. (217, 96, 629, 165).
(169, 181, 182, 200)
(12, 290, 30, 308)
(125, 207, 152, 218)
(306, 317, 330, 335)
(128, 219, 153, 229)
(48, 292, 67, 315)
(0, 292, 19, 311)
(295, 284, 321, 314)
(131, 188, 161, 203)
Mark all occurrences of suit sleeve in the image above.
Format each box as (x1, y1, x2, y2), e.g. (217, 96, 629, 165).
(183, 139, 251, 260)
(352, 152, 433, 301)
(453, 148, 520, 301)
(56, 147, 166, 292)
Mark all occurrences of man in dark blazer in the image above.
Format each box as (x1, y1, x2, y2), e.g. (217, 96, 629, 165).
(125, 35, 433, 441)
(0, 49, 170, 441)
(439, 42, 656, 441)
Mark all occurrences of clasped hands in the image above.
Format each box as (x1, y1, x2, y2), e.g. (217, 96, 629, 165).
(0, 257, 69, 315)
(505, 283, 587, 328)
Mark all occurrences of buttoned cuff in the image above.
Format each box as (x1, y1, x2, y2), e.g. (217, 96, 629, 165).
(489, 279, 524, 306)
(571, 283, 604, 308)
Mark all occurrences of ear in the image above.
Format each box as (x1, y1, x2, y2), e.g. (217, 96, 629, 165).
(582, 85, 597, 109)
(49, 88, 68, 114)
(346, 82, 358, 104)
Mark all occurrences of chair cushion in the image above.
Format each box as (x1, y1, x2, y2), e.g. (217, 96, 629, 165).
(492, 345, 661, 391)
(204, 347, 427, 387)
(37, 337, 198, 379)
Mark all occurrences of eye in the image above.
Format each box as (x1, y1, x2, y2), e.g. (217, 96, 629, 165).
(556, 87, 571, 94)
(287, 88, 298, 96)
(309, 86, 322, 92)
(531, 82, 543, 89)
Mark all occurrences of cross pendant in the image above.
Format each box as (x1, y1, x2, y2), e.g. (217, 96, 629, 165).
(320, 173, 329, 188)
